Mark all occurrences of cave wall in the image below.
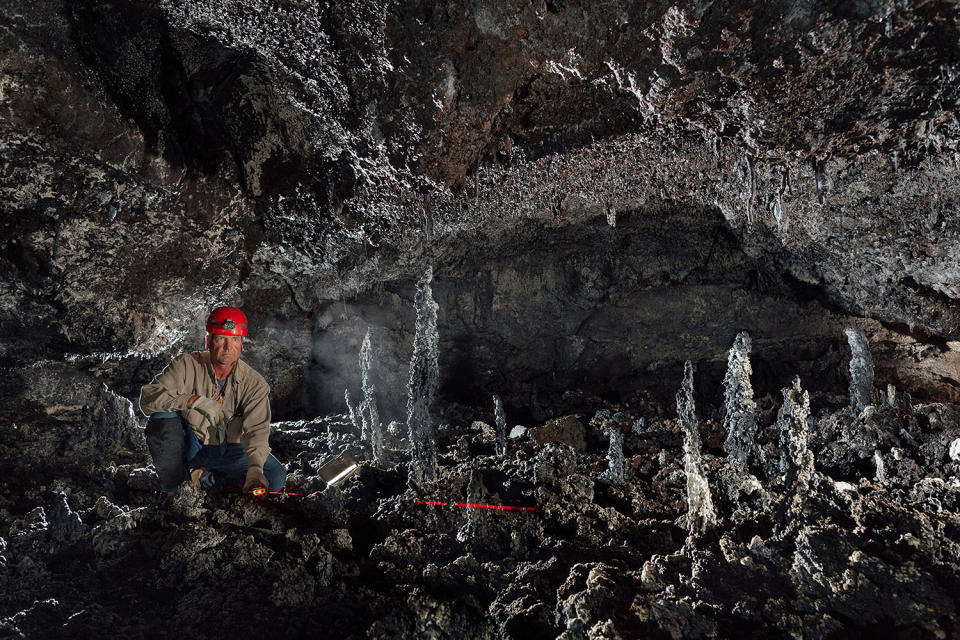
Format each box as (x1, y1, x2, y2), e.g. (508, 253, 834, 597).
(1, 0, 959, 421)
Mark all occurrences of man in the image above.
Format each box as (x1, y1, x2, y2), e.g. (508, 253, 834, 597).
(139, 306, 286, 494)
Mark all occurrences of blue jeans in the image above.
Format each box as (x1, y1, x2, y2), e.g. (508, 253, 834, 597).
(147, 413, 286, 493)
(184, 426, 287, 492)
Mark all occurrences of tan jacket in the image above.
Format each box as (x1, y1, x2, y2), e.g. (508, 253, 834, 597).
(139, 351, 272, 468)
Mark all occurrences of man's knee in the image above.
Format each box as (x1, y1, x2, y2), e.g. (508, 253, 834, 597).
(145, 415, 186, 492)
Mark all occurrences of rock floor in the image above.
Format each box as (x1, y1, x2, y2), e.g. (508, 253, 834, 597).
(2, 396, 960, 639)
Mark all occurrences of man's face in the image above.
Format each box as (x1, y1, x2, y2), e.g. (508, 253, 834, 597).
(209, 334, 243, 368)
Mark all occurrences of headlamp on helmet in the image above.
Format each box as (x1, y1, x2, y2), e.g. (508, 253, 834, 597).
(205, 306, 248, 347)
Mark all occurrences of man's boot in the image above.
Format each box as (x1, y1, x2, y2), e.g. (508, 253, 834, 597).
(145, 415, 186, 492)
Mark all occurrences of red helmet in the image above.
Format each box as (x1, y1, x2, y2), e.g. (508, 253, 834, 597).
(206, 306, 248, 337)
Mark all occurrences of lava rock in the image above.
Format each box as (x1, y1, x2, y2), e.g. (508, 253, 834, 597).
(530, 416, 587, 451)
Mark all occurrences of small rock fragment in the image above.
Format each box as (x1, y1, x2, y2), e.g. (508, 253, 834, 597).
(949, 438, 960, 462)
(509, 425, 527, 439)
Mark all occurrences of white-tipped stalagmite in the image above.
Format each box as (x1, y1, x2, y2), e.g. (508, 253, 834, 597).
(722, 331, 758, 466)
(606, 424, 625, 485)
(874, 450, 886, 483)
(406, 266, 440, 487)
(493, 394, 507, 457)
(844, 327, 874, 413)
(777, 376, 814, 506)
(677, 360, 717, 536)
(360, 328, 385, 464)
(345, 388, 362, 435)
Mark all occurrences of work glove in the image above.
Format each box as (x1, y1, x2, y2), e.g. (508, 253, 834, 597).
(189, 396, 227, 445)
(243, 465, 269, 493)
(190, 467, 215, 490)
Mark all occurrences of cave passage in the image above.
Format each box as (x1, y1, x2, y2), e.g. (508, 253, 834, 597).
(2, 1, 960, 638)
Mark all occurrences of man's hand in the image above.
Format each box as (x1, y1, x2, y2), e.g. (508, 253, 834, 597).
(243, 465, 269, 492)
(189, 396, 225, 430)
(190, 467, 208, 490)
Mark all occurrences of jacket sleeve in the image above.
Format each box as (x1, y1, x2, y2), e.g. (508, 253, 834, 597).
(139, 355, 195, 417)
(239, 377, 272, 468)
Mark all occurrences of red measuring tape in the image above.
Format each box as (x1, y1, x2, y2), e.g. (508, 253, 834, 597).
(416, 500, 537, 512)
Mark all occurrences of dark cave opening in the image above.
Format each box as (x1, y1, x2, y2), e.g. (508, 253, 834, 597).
(271, 205, 897, 425)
